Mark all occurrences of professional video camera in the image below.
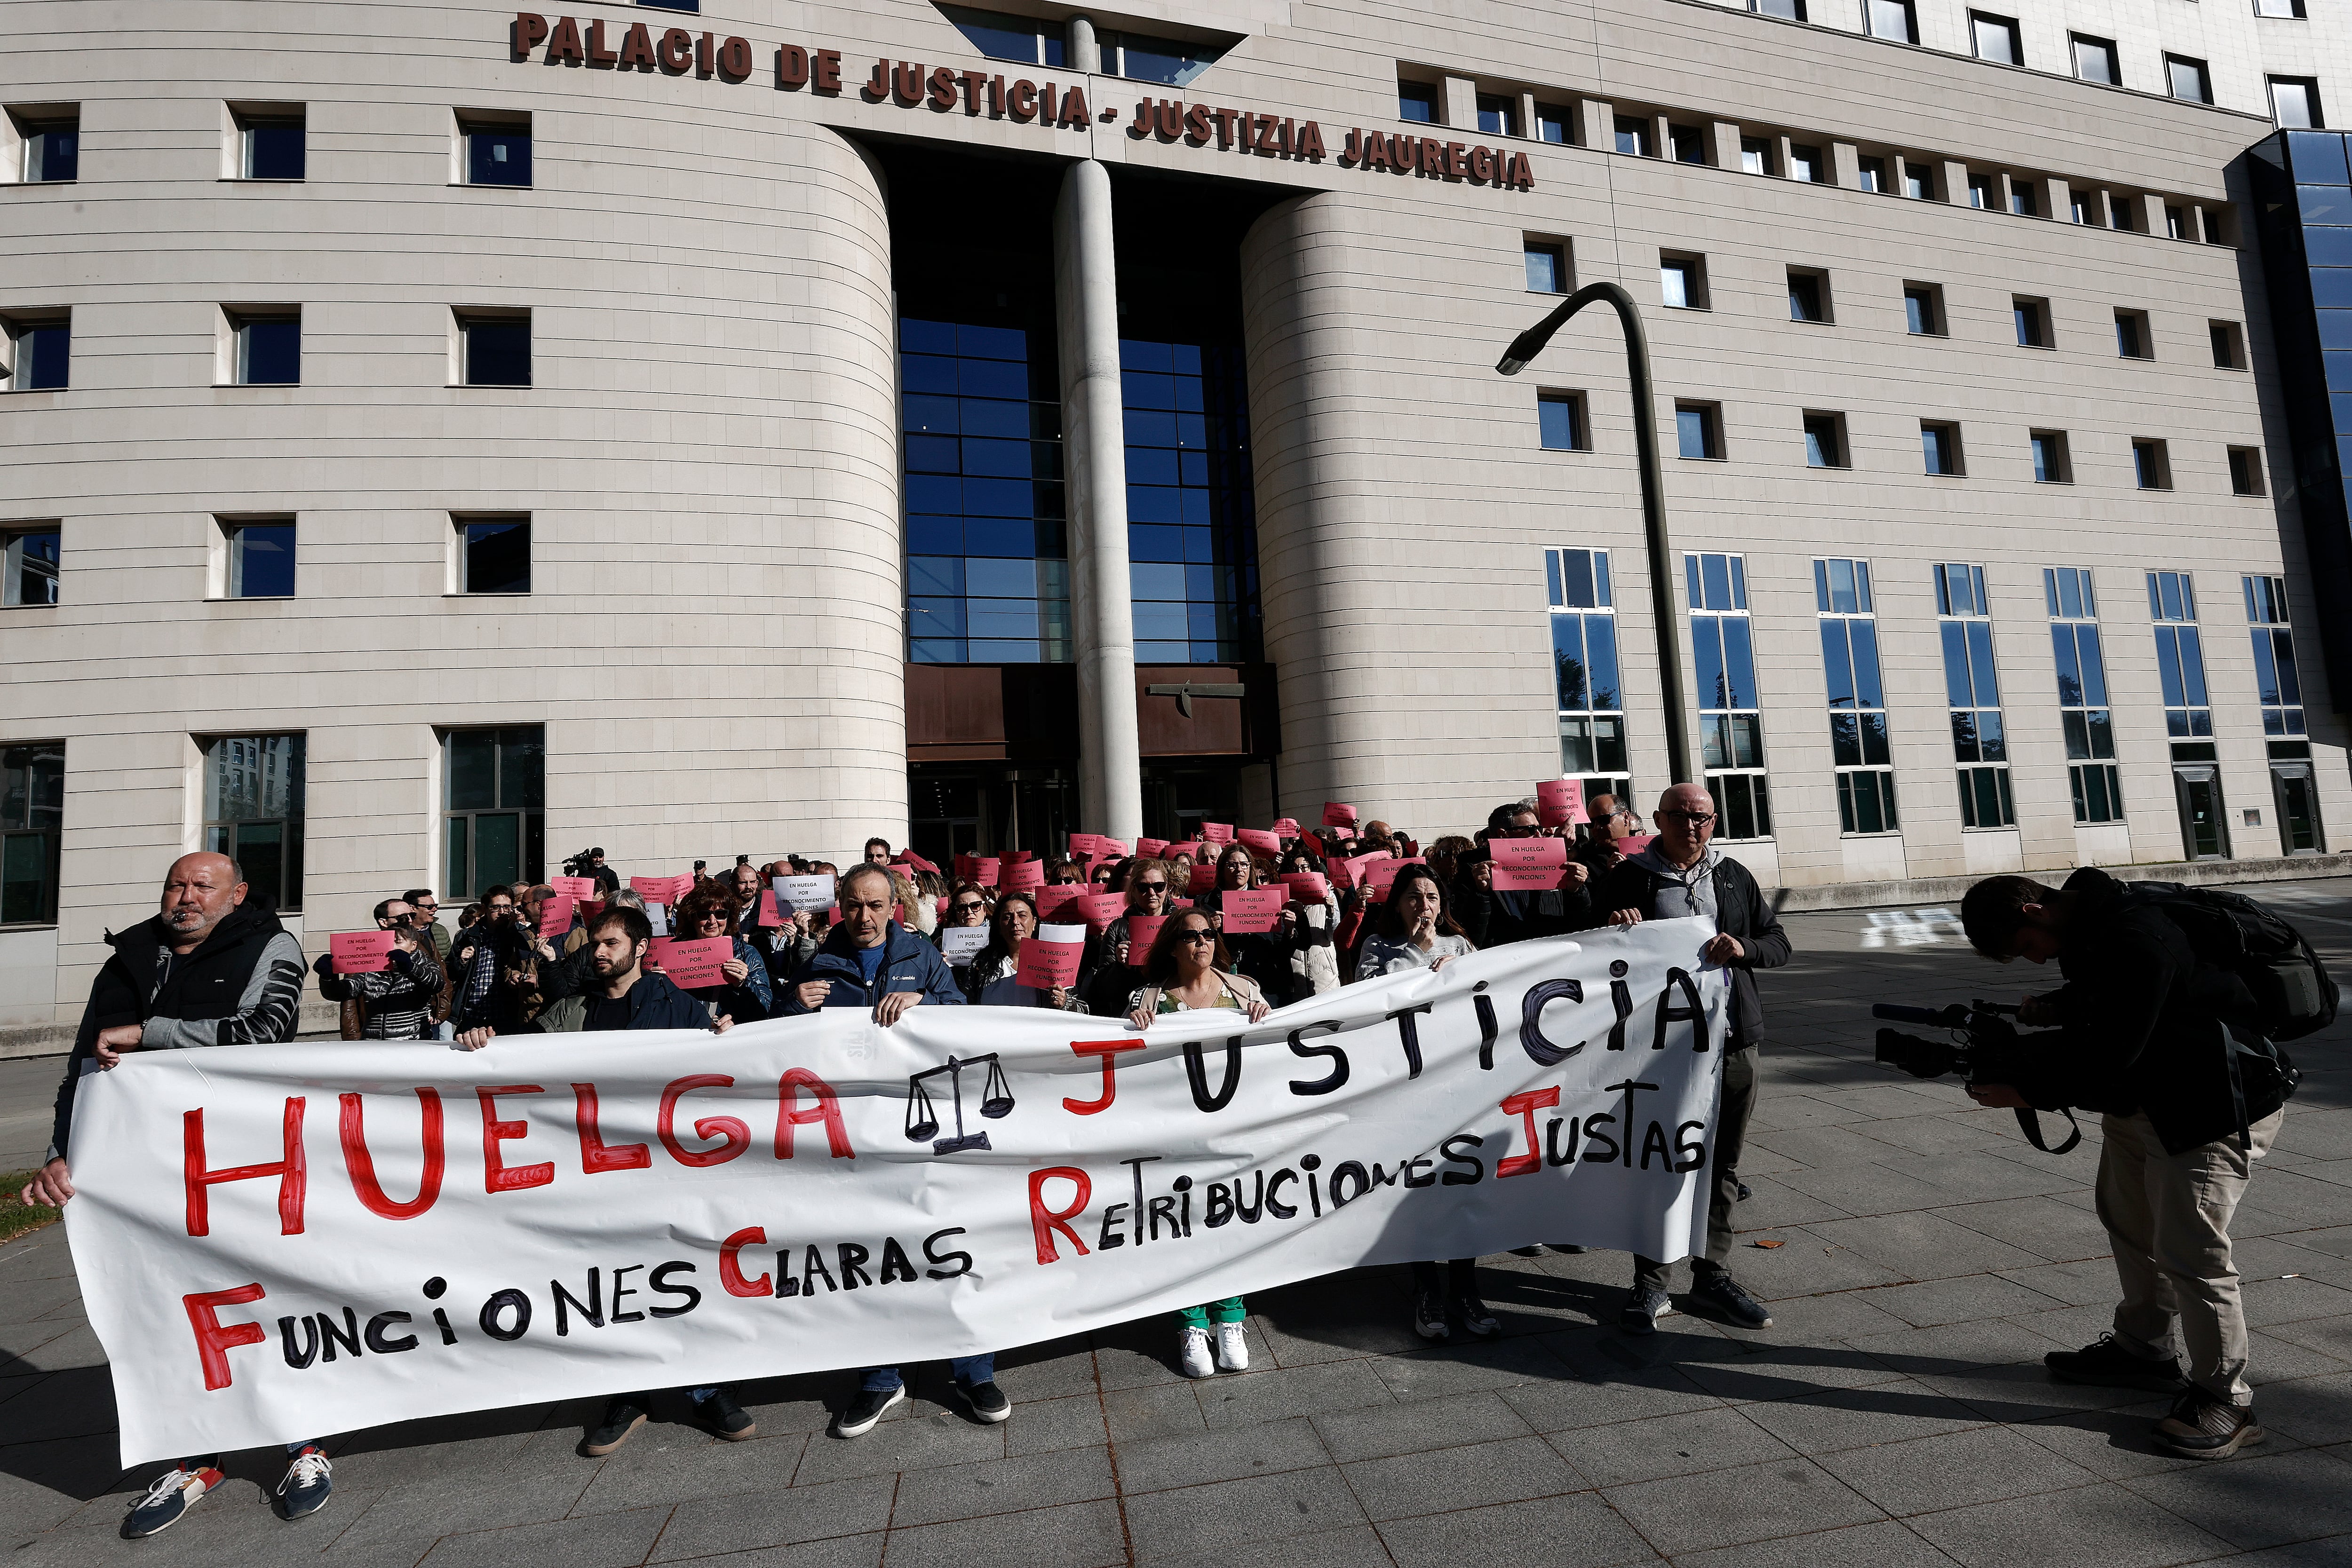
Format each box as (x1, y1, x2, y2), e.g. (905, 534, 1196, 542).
(1871, 1001, 2081, 1153)
(560, 847, 602, 878)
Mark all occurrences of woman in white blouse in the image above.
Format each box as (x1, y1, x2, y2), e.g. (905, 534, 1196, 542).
(1353, 865, 1474, 980)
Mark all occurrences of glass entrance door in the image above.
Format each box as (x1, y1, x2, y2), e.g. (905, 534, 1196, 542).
(2172, 766, 2230, 860)
(2271, 763, 2323, 854)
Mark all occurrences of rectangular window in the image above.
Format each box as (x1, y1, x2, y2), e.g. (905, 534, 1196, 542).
(1740, 136, 1772, 175)
(458, 310, 530, 386)
(2010, 179, 2039, 218)
(1803, 412, 1846, 468)
(1866, 0, 1917, 42)
(1751, 0, 1806, 17)
(2072, 35, 2120, 86)
(2271, 78, 2323, 128)
(1524, 239, 1569, 294)
(1548, 548, 1629, 804)
(2168, 203, 2191, 240)
(225, 519, 296, 598)
(1904, 160, 1932, 200)
(1904, 283, 1943, 335)
(442, 726, 544, 900)
(1614, 117, 1653, 157)
(2048, 567, 2122, 822)
(6, 311, 71, 391)
(461, 111, 532, 187)
(455, 514, 531, 594)
(1858, 155, 1886, 192)
(1120, 335, 1255, 664)
(638, 0, 699, 10)
(1817, 558, 1897, 833)
(1787, 269, 1829, 323)
(1688, 552, 1770, 839)
(2255, 0, 2306, 16)
(1398, 80, 1438, 124)
(1102, 32, 1226, 86)
(2149, 570, 2212, 744)
(2245, 574, 2307, 739)
(942, 6, 1066, 66)
(2070, 190, 2096, 225)
(2112, 197, 2139, 232)
(2, 523, 60, 606)
(1922, 421, 1963, 475)
(2134, 438, 2172, 490)
(1937, 563, 2014, 828)
(0, 742, 64, 926)
(2229, 446, 2265, 496)
(1788, 144, 1823, 183)
(1538, 390, 1588, 451)
(2114, 309, 2150, 359)
(202, 734, 305, 912)
(2167, 55, 2212, 104)
(2013, 296, 2050, 348)
(1534, 103, 1572, 144)
(1669, 125, 1706, 164)
(1970, 12, 2021, 63)
(235, 105, 305, 180)
(1967, 171, 1995, 209)
(232, 309, 300, 385)
(1677, 403, 1723, 460)
(1477, 95, 1518, 137)
(12, 109, 78, 182)
(2211, 320, 2245, 368)
(2031, 429, 2071, 483)
(1660, 253, 1707, 310)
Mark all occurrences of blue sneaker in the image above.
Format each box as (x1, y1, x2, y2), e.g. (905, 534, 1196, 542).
(274, 1447, 333, 1520)
(122, 1465, 224, 1539)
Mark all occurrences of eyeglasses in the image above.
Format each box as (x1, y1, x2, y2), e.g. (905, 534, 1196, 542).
(1660, 810, 1717, 825)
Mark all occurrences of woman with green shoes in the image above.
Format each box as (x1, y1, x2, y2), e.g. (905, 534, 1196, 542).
(1125, 909, 1271, 1378)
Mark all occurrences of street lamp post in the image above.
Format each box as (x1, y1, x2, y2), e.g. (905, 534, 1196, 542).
(1497, 281, 1696, 787)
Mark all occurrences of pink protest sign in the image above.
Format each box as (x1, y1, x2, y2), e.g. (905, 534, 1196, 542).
(1617, 833, 1658, 856)
(1122, 914, 1167, 956)
(1236, 829, 1281, 855)
(536, 895, 575, 937)
(968, 856, 1001, 887)
(1014, 932, 1084, 990)
(1537, 778, 1585, 827)
(1361, 856, 1424, 902)
(1200, 822, 1235, 844)
(1001, 850, 1035, 863)
(629, 875, 677, 903)
(1000, 859, 1046, 893)
(1321, 801, 1359, 827)
(1187, 861, 1219, 894)
(1068, 832, 1103, 857)
(1035, 882, 1086, 920)
(1279, 871, 1331, 903)
(1270, 818, 1302, 837)
(1220, 888, 1285, 934)
(1079, 891, 1128, 934)
(329, 931, 395, 974)
(1164, 841, 1204, 863)
(1135, 838, 1169, 860)
(1325, 855, 1357, 890)
(648, 936, 731, 988)
(896, 849, 939, 874)
(551, 876, 598, 900)
(1489, 838, 1568, 868)
(1097, 838, 1130, 858)
(1493, 863, 1568, 891)
(757, 890, 782, 927)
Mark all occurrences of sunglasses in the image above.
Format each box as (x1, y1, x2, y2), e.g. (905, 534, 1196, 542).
(1177, 929, 1215, 944)
(1137, 881, 1168, 892)
(954, 900, 987, 912)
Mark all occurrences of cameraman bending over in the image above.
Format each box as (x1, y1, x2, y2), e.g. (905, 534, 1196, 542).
(1961, 870, 2288, 1460)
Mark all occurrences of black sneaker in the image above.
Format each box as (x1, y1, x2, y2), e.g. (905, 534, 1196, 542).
(122, 1465, 224, 1539)
(2151, 1388, 2265, 1460)
(273, 1447, 333, 1520)
(2045, 1333, 2187, 1394)
(1413, 1285, 1450, 1341)
(833, 1384, 906, 1439)
(1689, 1271, 1772, 1330)
(1619, 1285, 1672, 1335)
(957, 1380, 1012, 1424)
(581, 1396, 649, 1457)
(693, 1389, 757, 1441)
(1457, 1294, 1501, 1338)
(1736, 1181, 1753, 1202)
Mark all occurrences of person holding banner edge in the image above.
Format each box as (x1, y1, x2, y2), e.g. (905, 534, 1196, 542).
(1599, 783, 1790, 1334)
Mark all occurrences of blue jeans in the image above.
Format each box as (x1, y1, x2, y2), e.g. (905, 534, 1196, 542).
(860, 1355, 993, 1392)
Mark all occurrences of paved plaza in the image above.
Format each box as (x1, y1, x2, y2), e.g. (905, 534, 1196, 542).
(1, 885, 2348, 1568)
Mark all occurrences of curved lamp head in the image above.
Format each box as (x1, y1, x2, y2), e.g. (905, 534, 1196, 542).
(1496, 319, 1564, 376)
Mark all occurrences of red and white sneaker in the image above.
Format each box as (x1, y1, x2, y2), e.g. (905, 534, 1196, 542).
(122, 1465, 225, 1539)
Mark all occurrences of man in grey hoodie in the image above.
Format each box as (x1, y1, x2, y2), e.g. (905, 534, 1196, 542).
(1596, 783, 1792, 1335)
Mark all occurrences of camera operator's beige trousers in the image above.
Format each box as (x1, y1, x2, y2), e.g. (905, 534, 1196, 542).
(2098, 1108, 2283, 1404)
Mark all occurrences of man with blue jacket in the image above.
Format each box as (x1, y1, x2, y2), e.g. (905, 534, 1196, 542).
(784, 863, 1004, 1438)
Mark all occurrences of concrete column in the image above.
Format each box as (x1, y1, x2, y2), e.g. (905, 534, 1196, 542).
(1067, 15, 1099, 73)
(1650, 113, 1671, 158)
(1938, 158, 1969, 203)
(2136, 192, 2169, 234)
(1830, 141, 1861, 188)
(1053, 159, 1144, 841)
(1577, 98, 1613, 149)
(1774, 133, 1795, 178)
(1442, 76, 1478, 129)
(1518, 90, 1539, 140)
(2038, 175, 2069, 220)
(1704, 120, 1740, 169)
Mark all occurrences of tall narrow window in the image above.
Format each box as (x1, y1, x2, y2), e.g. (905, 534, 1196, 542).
(1904, 161, 1932, 199)
(1121, 337, 1256, 663)
(1967, 172, 1995, 208)
(1922, 421, 1963, 475)
(1787, 269, 1829, 323)
(1398, 81, 1437, 124)
(1858, 156, 1887, 192)
(1740, 136, 1772, 175)
(1615, 117, 1653, 157)
(202, 734, 305, 912)
(3, 524, 61, 606)
(2115, 310, 2151, 359)
(2134, 438, 2172, 490)
(14, 109, 78, 182)
(1477, 95, 1518, 136)
(2010, 180, 2040, 218)
(1970, 12, 2021, 63)
(1688, 553, 1771, 839)
(1548, 548, 1629, 806)
(2031, 430, 2071, 483)
(1937, 564, 2013, 828)
(2229, 447, 2265, 496)
(2048, 567, 2122, 822)
(1866, 0, 1917, 42)
(2166, 55, 2212, 104)
(1538, 391, 1588, 451)
(1534, 103, 1572, 143)
(2072, 35, 2120, 86)
(0, 742, 64, 926)
(2244, 574, 2306, 740)
(2271, 78, 2323, 128)
(1660, 254, 1707, 309)
(1524, 239, 1569, 294)
(443, 726, 545, 898)
(1904, 284, 1943, 335)
(2211, 320, 2245, 368)
(1803, 412, 1846, 468)
(2149, 570, 2211, 740)
(1818, 559, 1897, 833)
(1677, 403, 1723, 460)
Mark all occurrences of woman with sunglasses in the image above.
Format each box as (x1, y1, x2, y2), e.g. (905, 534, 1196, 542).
(1082, 858, 1174, 1016)
(961, 890, 1083, 1011)
(1124, 909, 1270, 1377)
(934, 880, 993, 987)
(671, 885, 773, 1025)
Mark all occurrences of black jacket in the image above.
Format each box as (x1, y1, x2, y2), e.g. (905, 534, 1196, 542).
(1594, 852, 1790, 1047)
(582, 968, 712, 1031)
(2034, 867, 2283, 1154)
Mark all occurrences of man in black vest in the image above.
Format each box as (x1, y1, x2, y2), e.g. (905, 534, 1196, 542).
(22, 852, 329, 1538)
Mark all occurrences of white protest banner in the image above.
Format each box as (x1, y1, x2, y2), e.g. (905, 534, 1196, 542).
(65, 921, 1725, 1467)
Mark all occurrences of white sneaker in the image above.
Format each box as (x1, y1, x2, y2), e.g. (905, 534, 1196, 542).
(1178, 1325, 1215, 1378)
(1216, 1321, 1249, 1372)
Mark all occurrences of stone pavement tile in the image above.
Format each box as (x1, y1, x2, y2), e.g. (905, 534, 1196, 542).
(2013, 1398, 2258, 1480)
(14, 1489, 395, 1568)
(680, 1533, 885, 1567)
(1307, 1390, 1533, 1464)
(1090, 1319, 1195, 1392)
(2246, 1171, 2352, 1226)
(1694, 1283, 1912, 1343)
(648, 1473, 894, 1560)
(1599, 1455, 1884, 1555)
(1193, 1359, 1397, 1431)
(1364, 1334, 1573, 1403)
(1903, 1480, 2232, 1568)
(1805, 1083, 1957, 1121)
(1114, 1414, 1328, 1493)
(1910, 1356, 2164, 1425)
(2258, 1371, 2352, 1446)
(2248, 1330, 2352, 1386)
(1498, 1359, 1724, 1433)
(882, 1497, 1126, 1568)
(2244, 1275, 2352, 1329)
(0, 1276, 85, 1321)
(1744, 1094, 1877, 1133)
(325, 1465, 596, 1557)
(1863, 1273, 2071, 1328)
(0, 1366, 115, 1446)
(2298, 1227, 2352, 1261)
(2264, 1316, 2352, 1369)
(0, 1229, 79, 1282)
(1997, 1257, 2129, 1307)
(1892, 1149, 2084, 1203)
(886, 1444, 1115, 1528)
(1734, 1142, 1810, 1178)
(1340, 1433, 1587, 1522)
(417, 1504, 667, 1568)
(1931, 1194, 2114, 1264)
(1847, 1315, 2080, 1382)
(1813, 1422, 2103, 1514)
(1120, 1465, 1369, 1562)
(787, 1403, 1003, 1485)
(1843, 1111, 2022, 1159)
(315, 1407, 588, 1492)
(1667, 1517, 1955, 1568)
(1723, 1173, 1851, 1230)
(2120, 1446, 2352, 1552)
(1473, 1261, 1622, 1333)
(1101, 1383, 1208, 1443)
(2183, 1535, 2352, 1567)
(1003, 1393, 1109, 1457)
(1743, 1126, 1895, 1172)
(1735, 1376, 1990, 1454)
(2275, 1112, 2352, 1162)
(1374, 1492, 1659, 1568)
(1702, 1228, 1907, 1300)
(1542, 1404, 1794, 1486)
(1143, 1523, 1396, 1568)
(0, 1319, 92, 1379)
(990, 1339, 1107, 1402)
(2237, 1235, 2352, 1279)
(1807, 1210, 2049, 1280)
(569, 1431, 809, 1514)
